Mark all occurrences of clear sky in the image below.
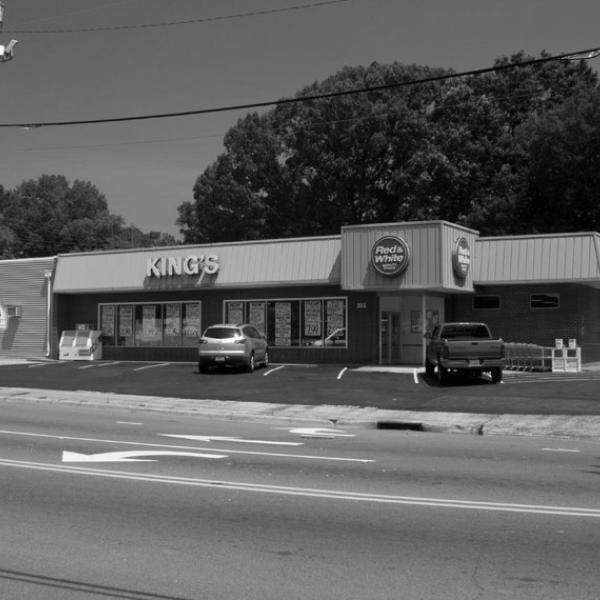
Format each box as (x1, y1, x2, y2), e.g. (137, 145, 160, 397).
(1, 0, 599, 237)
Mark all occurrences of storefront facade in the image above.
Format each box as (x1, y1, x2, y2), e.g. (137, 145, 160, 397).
(3, 220, 600, 364)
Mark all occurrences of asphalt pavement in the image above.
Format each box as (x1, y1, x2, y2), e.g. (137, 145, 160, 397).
(1, 358, 600, 440)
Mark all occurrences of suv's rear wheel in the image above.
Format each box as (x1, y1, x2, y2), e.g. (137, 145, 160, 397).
(491, 367, 502, 383)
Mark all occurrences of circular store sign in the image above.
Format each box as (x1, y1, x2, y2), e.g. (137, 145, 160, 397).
(371, 236, 410, 277)
(452, 237, 471, 278)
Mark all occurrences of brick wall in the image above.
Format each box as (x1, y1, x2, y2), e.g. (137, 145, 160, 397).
(451, 283, 600, 362)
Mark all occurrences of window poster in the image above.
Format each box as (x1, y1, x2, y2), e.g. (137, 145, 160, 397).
(101, 305, 115, 336)
(119, 305, 133, 337)
(183, 303, 201, 337)
(411, 310, 422, 333)
(326, 299, 344, 334)
(227, 301, 244, 325)
(426, 309, 440, 333)
(304, 300, 322, 336)
(275, 302, 291, 346)
(249, 302, 266, 334)
(165, 303, 181, 337)
(142, 305, 159, 340)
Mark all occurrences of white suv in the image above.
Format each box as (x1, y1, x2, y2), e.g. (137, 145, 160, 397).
(198, 324, 269, 373)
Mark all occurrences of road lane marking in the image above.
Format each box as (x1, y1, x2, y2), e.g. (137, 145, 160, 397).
(159, 434, 302, 446)
(62, 450, 227, 462)
(116, 421, 143, 426)
(0, 429, 372, 463)
(263, 365, 284, 376)
(2, 458, 600, 518)
(290, 427, 355, 438)
(542, 447, 581, 453)
(133, 362, 170, 372)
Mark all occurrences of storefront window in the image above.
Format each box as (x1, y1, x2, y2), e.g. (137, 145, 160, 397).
(136, 304, 162, 346)
(100, 305, 116, 345)
(182, 302, 202, 346)
(117, 305, 134, 346)
(530, 293, 559, 309)
(224, 297, 347, 348)
(473, 295, 500, 310)
(163, 303, 181, 346)
(99, 301, 202, 347)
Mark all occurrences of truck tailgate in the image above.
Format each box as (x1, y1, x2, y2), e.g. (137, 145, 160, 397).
(445, 339, 503, 359)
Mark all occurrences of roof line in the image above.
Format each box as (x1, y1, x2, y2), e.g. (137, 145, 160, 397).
(57, 234, 341, 258)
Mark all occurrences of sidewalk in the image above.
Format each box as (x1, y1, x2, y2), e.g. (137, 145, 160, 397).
(1, 385, 600, 440)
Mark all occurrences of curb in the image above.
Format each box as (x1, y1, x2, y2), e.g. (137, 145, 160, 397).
(1, 387, 600, 440)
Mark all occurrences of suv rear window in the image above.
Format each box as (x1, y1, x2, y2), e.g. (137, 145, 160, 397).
(203, 327, 241, 339)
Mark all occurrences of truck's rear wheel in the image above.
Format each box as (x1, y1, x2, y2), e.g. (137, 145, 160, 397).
(436, 364, 449, 385)
(425, 358, 435, 376)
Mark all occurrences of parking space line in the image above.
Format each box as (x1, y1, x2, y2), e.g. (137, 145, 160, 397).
(337, 367, 347, 380)
(96, 361, 120, 367)
(27, 363, 48, 368)
(263, 365, 285, 376)
(133, 362, 170, 372)
(78, 364, 97, 370)
(413, 369, 419, 384)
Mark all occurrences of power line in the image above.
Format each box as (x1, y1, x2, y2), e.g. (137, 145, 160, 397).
(3, 89, 552, 154)
(1, 46, 598, 129)
(4, 0, 352, 34)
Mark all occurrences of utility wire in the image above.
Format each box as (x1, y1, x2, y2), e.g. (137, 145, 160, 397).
(1, 46, 598, 129)
(4, 0, 352, 34)
(3, 89, 552, 154)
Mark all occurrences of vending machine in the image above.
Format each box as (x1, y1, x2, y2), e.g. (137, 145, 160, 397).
(59, 329, 103, 361)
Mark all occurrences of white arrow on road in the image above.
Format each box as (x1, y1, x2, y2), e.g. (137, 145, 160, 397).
(289, 428, 355, 438)
(159, 434, 303, 446)
(62, 450, 227, 463)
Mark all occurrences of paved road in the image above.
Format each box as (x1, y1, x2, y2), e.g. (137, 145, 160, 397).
(2, 402, 599, 599)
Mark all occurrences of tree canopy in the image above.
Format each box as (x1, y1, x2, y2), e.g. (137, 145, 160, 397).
(0, 175, 178, 258)
(178, 53, 600, 242)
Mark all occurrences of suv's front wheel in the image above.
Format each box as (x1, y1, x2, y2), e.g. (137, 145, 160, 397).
(246, 352, 255, 373)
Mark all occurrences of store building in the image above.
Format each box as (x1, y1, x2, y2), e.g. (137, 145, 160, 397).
(2, 220, 600, 364)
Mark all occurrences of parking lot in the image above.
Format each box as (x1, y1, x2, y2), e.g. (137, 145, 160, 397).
(1, 359, 600, 415)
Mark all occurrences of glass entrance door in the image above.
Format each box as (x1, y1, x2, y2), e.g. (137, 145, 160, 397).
(380, 311, 401, 364)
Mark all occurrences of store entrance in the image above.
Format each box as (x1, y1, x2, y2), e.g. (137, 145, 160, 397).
(379, 294, 445, 365)
(380, 311, 401, 364)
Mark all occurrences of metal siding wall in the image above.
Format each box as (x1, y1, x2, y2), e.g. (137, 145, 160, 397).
(342, 221, 477, 292)
(476, 234, 600, 284)
(0, 258, 55, 357)
(54, 237, 342, 292)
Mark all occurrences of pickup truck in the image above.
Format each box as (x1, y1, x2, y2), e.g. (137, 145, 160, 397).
(424, 322, 504, 384)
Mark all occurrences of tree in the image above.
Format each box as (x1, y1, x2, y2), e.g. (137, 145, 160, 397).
(0, 174, 177, 258)
(516, 87, 600, 232)
(178, 54, 600, 242)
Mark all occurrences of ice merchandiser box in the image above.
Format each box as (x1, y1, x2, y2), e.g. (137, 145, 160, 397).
(59, 330, 103, 361)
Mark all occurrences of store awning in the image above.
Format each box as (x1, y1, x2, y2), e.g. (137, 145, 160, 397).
(53, 236, 342, 293)
(474, 232, 600, 286)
